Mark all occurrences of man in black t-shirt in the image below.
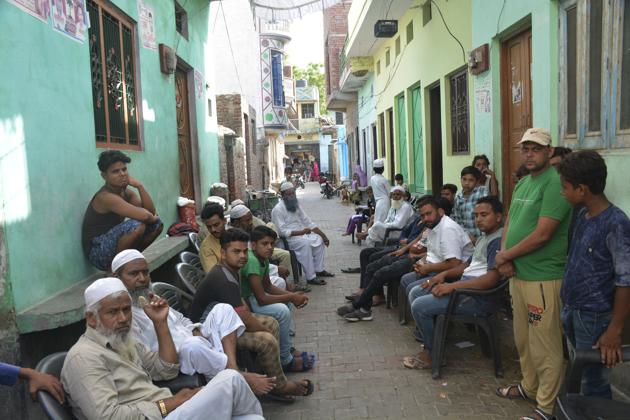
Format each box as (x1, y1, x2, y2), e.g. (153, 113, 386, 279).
(190, 229, 314, 400)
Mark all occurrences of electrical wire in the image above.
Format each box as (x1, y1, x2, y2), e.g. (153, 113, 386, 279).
(219, 1, 245, 97)
(430, 0, 466, 64)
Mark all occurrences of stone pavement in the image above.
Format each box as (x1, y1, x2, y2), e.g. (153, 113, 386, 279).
(261, 183, 532, 419)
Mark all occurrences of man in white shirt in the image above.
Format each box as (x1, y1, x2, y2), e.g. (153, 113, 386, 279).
(399, 196, 475, 299)
(356, 186, 413, 246)
(370, 159, 391, 223)
(111, 250, 277, 397)
(271, 182, 334, 286)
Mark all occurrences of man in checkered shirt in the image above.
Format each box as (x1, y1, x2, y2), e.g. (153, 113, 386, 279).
(451, 166, 489, 241)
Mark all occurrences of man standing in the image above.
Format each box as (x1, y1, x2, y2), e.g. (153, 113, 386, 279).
(271, 182, 334, 286)
(82, 150, 163, 271)
(61, 277, 263, 419)
(370, 159, 390, 223)
(356, 186, 413, 246)
(451, 166, 489, 241)
(111, 250, 276, 396)
(494, 128, 572, 420)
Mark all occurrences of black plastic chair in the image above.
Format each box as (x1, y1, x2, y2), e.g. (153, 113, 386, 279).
(175, 262, 206, 294)
(188, 232, 201, 253)
(275, 238, 303, 283)
(179, 251, 203, 272)
(554, 343, 630, 419)
(430, 280, 509, 379)
(36, 352, 206, 420)
(151, 282, 193, 316)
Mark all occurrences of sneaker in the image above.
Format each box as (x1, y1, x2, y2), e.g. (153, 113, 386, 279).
(343, 308, 373, 322)
(336, 304, 355, 316)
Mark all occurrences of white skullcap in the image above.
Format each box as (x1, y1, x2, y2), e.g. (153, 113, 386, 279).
(229, 204, 250, 219)
(206, 196, 226, 207)
(111, 249, 145, 273)
(390, 185, 405, 193)
(85, 277, 129, 308)
(373, 159, 384, 168)
(230, 199, 245, 206)
(280, 182, 295, 192)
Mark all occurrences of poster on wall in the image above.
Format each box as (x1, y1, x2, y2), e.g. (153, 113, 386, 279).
(194, 70, 204, 99)
(138, 0, 157, 50)
(8, 0, 50, 22)
(474, 76, 492, 114)
(51, 0, 88, 42)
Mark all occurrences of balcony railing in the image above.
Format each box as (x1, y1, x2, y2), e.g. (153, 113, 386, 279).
(262, 20, 290, 33)
(289, 118, 320, 133)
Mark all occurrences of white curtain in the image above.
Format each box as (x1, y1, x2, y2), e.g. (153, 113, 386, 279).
(250, 0, 343, 21)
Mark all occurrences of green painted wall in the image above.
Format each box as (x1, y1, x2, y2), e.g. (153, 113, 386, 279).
(471, 0, 559, 188)
(0, 0, 219, 315)
(372, 0, 473, 191)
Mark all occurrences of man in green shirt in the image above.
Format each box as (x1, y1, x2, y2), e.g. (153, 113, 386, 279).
(494, 128, 572, 420)
(240, 226, 315, 373)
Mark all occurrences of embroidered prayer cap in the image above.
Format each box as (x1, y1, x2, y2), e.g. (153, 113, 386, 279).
(517, 128, 552, 147)
(390, 185, 405, 194)
(85, 277, 129, 309)
(373, 159, 385, 168)
(111, 249, 146, 273)
(230, 204, 251, 220)
(280, 181, 295, 192)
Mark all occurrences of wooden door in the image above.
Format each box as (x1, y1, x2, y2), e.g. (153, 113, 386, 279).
(501, 29, 532, 206)
(175, 68, 195, 199)
(429, 84, 443, 193)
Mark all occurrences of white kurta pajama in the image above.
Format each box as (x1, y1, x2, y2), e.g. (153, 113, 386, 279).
(132, 303, 245, 380)
(370, 174, 391, 223)
(272, 201, 326, 282)
(366, 201, 414, 246)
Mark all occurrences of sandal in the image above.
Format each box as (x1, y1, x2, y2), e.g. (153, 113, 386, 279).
(496, 384, 536, 403)
(296, 379, 314, 396)
(307, 278, 327, 285)
(293, 284, 312, 292)
(316, 270, 336, 277)
(402, 355, 430, 370)
(282, 352, 316, 372)
(264, 393, 295, 403)
(520, 408, 553, 420)
(341, 267, 361, 274)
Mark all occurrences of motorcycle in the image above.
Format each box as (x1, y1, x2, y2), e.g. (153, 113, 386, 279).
(292, 174, 305, 189)
(319, 176, 333, 199)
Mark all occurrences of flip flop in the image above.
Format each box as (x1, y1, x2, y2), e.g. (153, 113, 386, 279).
(341, 267, 361, 274)
(299, 379, 314, 396)
(495, 384, 536, 403)
(520, 408, 553, 420)
(402, 356, 430, 370)
(307, 278, 327, 285)
(293, 284, 312, 292)
(282, 352, 316, 373)
(316, 270, 336, 277)
(264, 393, 295, 403)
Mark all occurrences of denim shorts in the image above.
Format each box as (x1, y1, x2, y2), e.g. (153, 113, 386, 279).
(88, 218, 162, 271)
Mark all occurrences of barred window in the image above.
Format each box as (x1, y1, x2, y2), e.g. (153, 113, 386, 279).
(450, 69, 469, 154)
(301, 103, 315, 118)
(87, 0, 141, 148)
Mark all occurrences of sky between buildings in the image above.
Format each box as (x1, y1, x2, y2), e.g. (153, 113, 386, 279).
(286, 11, 325, 70)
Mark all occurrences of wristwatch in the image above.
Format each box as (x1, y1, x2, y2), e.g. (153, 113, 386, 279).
(158, 399, 167, 417)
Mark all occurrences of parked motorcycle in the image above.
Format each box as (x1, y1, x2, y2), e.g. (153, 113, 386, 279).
(292, 174, 305, 189)
(319, 176, 333, 199)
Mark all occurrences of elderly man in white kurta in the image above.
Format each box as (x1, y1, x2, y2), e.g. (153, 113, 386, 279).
(358, 186, 414, 246)
(370, 159, 391, 223)
(111, 250, 277, 397)
(271, 182, 334, 286)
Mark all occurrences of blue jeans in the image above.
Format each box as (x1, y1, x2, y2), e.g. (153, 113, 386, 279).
(401, 272, 433, 298)
(248, 297, 293, 366)
(561, 306, 613, 398)
(411, 288, 487, 353)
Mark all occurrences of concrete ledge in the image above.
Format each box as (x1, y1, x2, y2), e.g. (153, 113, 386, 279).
(16, 236, 189, 333)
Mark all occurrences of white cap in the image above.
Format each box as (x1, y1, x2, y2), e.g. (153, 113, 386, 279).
(373, 159, 384, 168)
(229, 204, 250, 219)
(280, 182, 294, 192)
(206, 196, 226, 207)
(230, 199, 245, 207)
(84, 277, 129, 309)
(111, 249, 145, 273)
(390, 185, 405, 193)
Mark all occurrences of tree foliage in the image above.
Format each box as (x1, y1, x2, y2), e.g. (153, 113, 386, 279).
(292, 63, 327, 115)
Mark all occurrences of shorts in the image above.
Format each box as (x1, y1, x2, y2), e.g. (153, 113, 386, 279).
(88, 218, 162, 271)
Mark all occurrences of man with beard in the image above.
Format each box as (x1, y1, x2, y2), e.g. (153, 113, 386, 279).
(229, 204, 307, 291)
(111, 250, 276, 397)
(189, 228, 314, 400)
(61, 277, 263, 419)
(271, 182, 334, 286)
(356, 186, 414, 246)
(81, 150, 163, 271)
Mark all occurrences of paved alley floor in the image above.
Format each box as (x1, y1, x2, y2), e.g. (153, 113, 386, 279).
(261, 183, 531, 419)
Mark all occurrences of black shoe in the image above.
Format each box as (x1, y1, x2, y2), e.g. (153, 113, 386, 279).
(341, 267, 361, 274)
(343, 309, 373, 322)
(336, 304, 355, 316)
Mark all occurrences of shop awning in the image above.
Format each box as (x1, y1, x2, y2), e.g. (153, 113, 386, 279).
(250, 0, 343, 21)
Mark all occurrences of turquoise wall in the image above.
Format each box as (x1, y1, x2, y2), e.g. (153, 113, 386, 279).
(471, 0, 558, 183)
(0, 0, 219, 315)
(357, 73, 376, 173)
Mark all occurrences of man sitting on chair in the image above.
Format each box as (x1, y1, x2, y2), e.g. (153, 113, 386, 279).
(111, 250, 276, 396)
(271, 182, 334, 286)
(356, 186, 414, 246)
(61, 277, 263, 419)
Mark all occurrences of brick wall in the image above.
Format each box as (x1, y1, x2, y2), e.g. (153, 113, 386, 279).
(323, 0, 352, 97)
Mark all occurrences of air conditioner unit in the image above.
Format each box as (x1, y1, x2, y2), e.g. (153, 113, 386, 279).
(374, 20, 398, 38)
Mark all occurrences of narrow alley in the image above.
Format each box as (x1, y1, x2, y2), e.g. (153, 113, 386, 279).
(261, 183, 528, 419)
